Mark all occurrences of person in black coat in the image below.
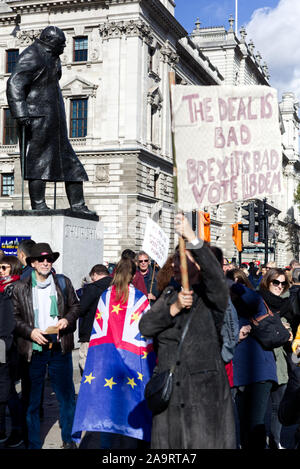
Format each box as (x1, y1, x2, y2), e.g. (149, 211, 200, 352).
(6, 26, 94, 215)
(78, 264, 112, 375)
(139, 214, 235, 449)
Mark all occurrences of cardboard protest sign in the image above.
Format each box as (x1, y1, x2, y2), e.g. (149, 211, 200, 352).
(171, 85, 282, 210)
(142, 217, 169, 268)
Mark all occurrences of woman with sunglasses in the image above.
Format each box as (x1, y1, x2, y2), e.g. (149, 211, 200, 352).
(226, 269, 278, 449)
(259, 268, 293, 449)
(0, 255, 23, 447)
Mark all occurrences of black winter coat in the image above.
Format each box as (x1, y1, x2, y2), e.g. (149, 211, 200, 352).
(6, 39, 88, 182)
(79, 276, 112, 342)
(12, 273, 80, 362)
(139, 242, 236, 449)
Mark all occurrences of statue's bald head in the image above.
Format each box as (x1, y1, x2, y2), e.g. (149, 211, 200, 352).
(39, 26, 66, 56)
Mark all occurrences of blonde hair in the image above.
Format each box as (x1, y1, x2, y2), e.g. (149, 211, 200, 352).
(112, 258, 136, 303)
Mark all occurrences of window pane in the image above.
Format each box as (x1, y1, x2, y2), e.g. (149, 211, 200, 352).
(1, 173, 14, 196)
(4, 109, 18, 145)
(74, 37, 88, 62)
(70, 99, 88, 137)
(6, 50, 19, 74)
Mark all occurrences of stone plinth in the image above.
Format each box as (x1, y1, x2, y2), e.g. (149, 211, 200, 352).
(1, 210, 103, 290)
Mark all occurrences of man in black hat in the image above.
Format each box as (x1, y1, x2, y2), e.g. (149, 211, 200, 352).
(12, 242, 80, 449)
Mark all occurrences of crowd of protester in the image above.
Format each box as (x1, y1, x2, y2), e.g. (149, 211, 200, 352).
(2, 218, 300, 449)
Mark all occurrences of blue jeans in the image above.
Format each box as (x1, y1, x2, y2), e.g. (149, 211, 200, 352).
(27, 348, 75, 449)
(267, 383, 287, 448)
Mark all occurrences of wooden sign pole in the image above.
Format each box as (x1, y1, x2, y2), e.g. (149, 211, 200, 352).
(169, 71, 189, 292)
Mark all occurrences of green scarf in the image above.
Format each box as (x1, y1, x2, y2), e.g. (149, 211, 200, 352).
(32, 271, 59, 352)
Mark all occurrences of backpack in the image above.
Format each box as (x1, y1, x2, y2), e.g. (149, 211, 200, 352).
(221, 298, 240, 363)
(0, 290, 16, 358)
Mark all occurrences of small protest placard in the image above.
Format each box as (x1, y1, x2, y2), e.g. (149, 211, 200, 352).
(171, 85, 282, 210)
(142, 218, 169, 268)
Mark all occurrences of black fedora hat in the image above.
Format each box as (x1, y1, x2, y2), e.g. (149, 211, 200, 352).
(26, 243, 60, 265)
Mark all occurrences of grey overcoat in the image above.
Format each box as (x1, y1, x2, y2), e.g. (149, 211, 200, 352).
(6, 39, 88, 182)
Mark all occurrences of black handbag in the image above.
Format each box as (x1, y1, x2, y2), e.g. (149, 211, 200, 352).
(250, 300, 291, 350)
(145, 307, 194, 415)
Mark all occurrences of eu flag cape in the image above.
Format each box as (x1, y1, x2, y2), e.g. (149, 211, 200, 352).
(72, 284, 156, 442)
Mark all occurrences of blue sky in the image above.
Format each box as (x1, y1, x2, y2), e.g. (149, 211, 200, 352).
(174, 0, 279, 34)
(174, 1, 300, 102)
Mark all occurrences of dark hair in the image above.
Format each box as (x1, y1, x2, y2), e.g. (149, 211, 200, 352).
(121, 249, 136, 261)
(209, 246, 223, 268)
(1, 255, 23, 276)
(259, 268, 290, 294)
(156, 254, 175, 292)
(112, 258, 136, 303)
(18, 239, 36, 257)
(226, 268, 254, 289)
(89, 264, 109, 277)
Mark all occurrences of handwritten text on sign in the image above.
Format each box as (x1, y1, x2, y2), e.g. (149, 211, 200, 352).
(142, 218, 169, 268)
(172, 86, 282, 209)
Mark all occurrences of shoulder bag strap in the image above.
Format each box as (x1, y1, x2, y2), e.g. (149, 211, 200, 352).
(170, 301, 196, 373)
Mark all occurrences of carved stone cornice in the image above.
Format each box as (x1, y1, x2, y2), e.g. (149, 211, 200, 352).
(16, 29, 42, 46)
(160, 40, 179, 68)
(99, 19, 153, 44)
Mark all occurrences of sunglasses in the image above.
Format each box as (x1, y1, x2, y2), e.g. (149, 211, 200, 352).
(0, 265, 10, 271)
(271, 279, 287, 287)
(138, 259, 149, 264)
(34, 256, 54, 263)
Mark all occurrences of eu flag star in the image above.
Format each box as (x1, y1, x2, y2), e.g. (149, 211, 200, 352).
(104, 377, 117, 390)
(84, 372, 96, 384)
(127, 377, 137, 389)
(137, 372, 143, 381)
(141, 351, 148, 359)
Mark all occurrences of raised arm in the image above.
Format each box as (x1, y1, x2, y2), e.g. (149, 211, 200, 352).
(175, 213, 228, 313)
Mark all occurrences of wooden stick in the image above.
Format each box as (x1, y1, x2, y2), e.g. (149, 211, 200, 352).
(149, 263, 156, 295)
(169, 71, 189, 292)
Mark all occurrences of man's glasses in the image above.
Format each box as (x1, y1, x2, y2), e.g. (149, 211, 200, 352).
(271, 279, 287, 287)
(35, 256, 54, 263)
(0, 265, 10, 271)
(138, 259, 149, 264)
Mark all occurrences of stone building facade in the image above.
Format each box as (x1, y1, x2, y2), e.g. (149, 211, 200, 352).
(0, 0, 222, 262)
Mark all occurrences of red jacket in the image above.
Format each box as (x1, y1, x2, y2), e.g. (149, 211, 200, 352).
(132, 270, 147, 296)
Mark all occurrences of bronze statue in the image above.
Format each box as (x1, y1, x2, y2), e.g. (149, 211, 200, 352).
(6, 26, 95, 215)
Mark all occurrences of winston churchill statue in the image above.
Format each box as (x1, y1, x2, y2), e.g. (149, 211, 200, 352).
(6, 26, 94, 215)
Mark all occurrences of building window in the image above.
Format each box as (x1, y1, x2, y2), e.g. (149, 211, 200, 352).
(6, 49, 19, 74)
(73, 37, 88, 62)
(70, 98, 88, 137)
(148, 46, 155, 73)
(1, 173, 14, 196)
(3, 109, 18, 145)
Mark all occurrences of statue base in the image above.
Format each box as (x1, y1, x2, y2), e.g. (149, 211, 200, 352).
(3, 208, 99, 222)
(0, 210, 103, 290)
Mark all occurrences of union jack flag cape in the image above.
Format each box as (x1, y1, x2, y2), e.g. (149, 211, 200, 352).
(72, 284, 156, 442)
